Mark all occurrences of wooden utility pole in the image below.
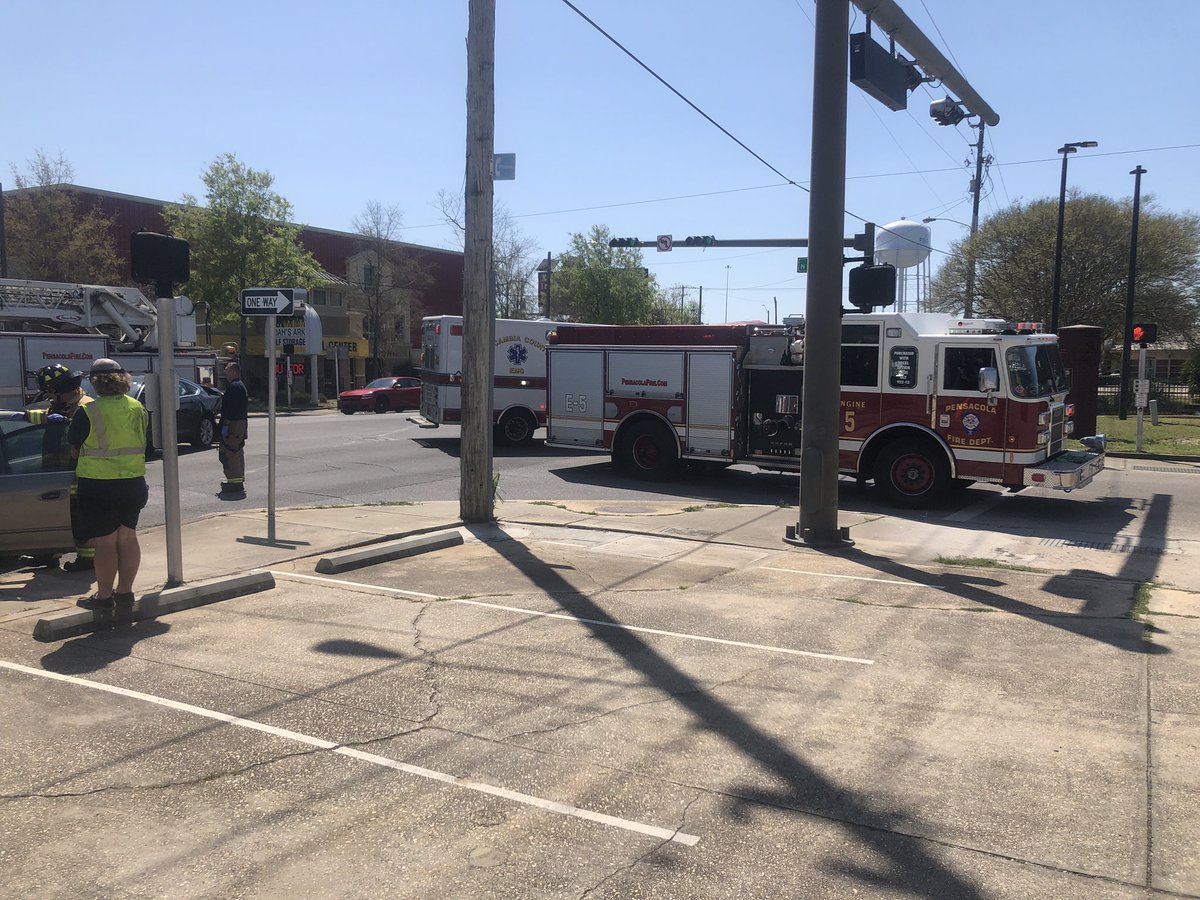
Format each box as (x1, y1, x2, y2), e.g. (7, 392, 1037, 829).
(461, 0, 496, 522)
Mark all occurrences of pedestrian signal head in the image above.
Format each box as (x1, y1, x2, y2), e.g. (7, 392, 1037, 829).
(1131, 323, 1158, 345)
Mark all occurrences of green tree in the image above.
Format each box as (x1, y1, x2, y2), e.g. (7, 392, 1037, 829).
(435, 189, 539, 318)
(928, 193, 1200, 341)
(5, 150, 122, 283)
(652, 284, 701, 324)
(162, 154, 320, 324)
(551, 225, 658, 324)
(351, 201, 431, 378)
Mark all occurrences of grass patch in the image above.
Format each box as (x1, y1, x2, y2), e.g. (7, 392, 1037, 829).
(934, 555, 1044, 573)
(1129, 581, 1153, 620)
(1092, 415, 1200, 457)
(681, 502, 740, 512)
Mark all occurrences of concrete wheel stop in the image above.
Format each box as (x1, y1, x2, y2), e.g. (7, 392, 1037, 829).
(33, 571, 277, 642)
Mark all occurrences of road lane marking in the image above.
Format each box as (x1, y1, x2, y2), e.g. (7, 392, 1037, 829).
(0, 658, 699, 847)
(271, 571, 873, 665)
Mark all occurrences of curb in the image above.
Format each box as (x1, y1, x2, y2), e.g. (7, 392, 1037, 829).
(32, 571, 276, 643)
(314, 529, 464, 574)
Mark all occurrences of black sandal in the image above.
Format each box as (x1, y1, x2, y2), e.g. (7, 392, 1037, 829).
(77, 595, 115, 611)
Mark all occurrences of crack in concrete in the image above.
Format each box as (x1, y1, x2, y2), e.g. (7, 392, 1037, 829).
(578, 790, 703, 899)
(0, 724, 429, 805)
(410, 601, 444, 725)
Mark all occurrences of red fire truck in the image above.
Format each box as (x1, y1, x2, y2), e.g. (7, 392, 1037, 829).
(544, 313, 1106, 508)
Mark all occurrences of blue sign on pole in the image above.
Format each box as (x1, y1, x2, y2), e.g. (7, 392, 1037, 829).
(492, 153, 516, 181)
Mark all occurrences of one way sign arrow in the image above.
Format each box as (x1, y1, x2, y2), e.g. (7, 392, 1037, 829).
(241, 288, 296, 317)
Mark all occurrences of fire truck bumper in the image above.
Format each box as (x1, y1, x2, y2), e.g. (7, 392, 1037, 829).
(406, 415, 439, 429)
(1023, 450, 1106, 491)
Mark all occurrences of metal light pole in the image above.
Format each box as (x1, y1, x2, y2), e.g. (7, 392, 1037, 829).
(1050, 140, 1098, 334)
(1118, 165, 1148, 421)
(724, 265, 731, 322)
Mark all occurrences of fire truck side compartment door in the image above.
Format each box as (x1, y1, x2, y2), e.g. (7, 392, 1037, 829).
(685, 351, 736, 457)
(606, 351, 684, 399)
(546, 349, 604, 447)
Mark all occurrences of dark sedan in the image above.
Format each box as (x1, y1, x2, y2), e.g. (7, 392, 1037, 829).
(84, 376, 223, 450)
(338, 377, 421, 414)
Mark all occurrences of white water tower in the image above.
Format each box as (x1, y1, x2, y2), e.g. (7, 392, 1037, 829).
(874, 220, 933, 312)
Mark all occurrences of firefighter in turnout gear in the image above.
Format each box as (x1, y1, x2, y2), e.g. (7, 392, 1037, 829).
(218, 362, 248, 497)
(20, 365, 96, 571)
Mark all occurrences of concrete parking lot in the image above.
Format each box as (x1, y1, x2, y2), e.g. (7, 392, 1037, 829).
(1, 480, 1198, 897)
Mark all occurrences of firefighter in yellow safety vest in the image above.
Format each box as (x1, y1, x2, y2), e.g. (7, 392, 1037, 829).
(18, 365, 95, 571)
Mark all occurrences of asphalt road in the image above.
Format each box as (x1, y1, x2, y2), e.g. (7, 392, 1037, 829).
(142, 409, 814, 529)
(143, 410, 1200, 551)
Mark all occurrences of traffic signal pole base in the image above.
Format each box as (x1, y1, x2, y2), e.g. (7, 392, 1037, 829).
(784, 524, 855, 550)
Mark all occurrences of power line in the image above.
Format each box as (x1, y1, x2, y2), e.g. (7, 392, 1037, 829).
(558, 0, 808, 194)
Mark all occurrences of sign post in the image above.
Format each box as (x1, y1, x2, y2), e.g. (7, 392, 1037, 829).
(130, 230, 190, 587)
(241, 287, 305, 544)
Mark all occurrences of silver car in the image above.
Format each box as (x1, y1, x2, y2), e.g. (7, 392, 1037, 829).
(0, 415, 74, 559)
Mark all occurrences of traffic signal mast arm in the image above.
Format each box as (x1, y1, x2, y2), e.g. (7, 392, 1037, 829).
(612, 224, 877, 258)
(610, 235, 871, 250)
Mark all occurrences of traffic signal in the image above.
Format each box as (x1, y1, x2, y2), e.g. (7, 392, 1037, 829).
(1131, 323, 1158, 345)
(683, 235, 717, 247)
(848, 264, 897, 312)
(609, 237, 641, 248)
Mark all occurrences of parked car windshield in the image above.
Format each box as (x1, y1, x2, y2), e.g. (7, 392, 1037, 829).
(365, 378, 397, 389)
(1005, 344, 1070, 398)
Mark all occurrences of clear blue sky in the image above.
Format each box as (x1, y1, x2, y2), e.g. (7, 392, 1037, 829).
(5, 1, 1198, 325)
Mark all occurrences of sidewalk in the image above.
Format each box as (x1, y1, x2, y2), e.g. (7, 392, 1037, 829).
(7, 494, 1200, 611)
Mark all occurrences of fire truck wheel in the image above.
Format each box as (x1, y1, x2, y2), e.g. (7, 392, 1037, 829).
(620, 420, 678, 479)
(874, 438, 950, 508)
(497, 409, 536, 445)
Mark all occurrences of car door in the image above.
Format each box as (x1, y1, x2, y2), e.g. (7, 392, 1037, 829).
(0, 420, 73, 554)
(176, 378, 201, 441)
(396, 377, 421, 409)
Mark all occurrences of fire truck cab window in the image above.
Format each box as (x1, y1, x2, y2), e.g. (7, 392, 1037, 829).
(840, 324, 880, 387)
(1005, 344, 1070, 397)
(942, 347, 996, 392)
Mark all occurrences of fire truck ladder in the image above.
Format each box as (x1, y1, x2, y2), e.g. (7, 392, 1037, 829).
(0, 277, 160, 349)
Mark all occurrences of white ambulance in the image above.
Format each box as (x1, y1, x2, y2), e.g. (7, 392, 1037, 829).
(416, 315, 561, 444)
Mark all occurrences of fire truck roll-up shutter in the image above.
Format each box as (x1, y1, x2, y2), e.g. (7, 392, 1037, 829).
(685, 351, 736, 457)
(547, 349, 604, 447)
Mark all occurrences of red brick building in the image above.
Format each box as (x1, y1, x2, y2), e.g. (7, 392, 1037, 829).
(3, 184, 464, 394)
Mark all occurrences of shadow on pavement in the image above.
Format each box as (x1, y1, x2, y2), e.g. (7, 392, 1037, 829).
(313, 638, 406, 660)
(39, 619, 173, 675)
(464, 523, 988, 899)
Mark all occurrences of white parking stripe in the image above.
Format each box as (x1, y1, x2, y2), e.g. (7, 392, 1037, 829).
(0, 659, 700, 847)
(271, 571, 874, 665)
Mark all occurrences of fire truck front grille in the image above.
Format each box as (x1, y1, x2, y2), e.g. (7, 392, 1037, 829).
(1050, 403, 1066, 454)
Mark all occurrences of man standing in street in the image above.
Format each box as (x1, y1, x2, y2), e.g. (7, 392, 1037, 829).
(218, 362, 248, 498)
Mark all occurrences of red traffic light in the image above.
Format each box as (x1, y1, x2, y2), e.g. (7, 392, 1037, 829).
(1131, 323, 1158, 345)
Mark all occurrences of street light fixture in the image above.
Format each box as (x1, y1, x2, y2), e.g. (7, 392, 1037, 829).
(921, 216, 970, 228)
(1050, 140, 1099, 334)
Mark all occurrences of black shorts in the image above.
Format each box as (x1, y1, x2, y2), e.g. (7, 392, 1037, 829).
(77, 477, 149, 539)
